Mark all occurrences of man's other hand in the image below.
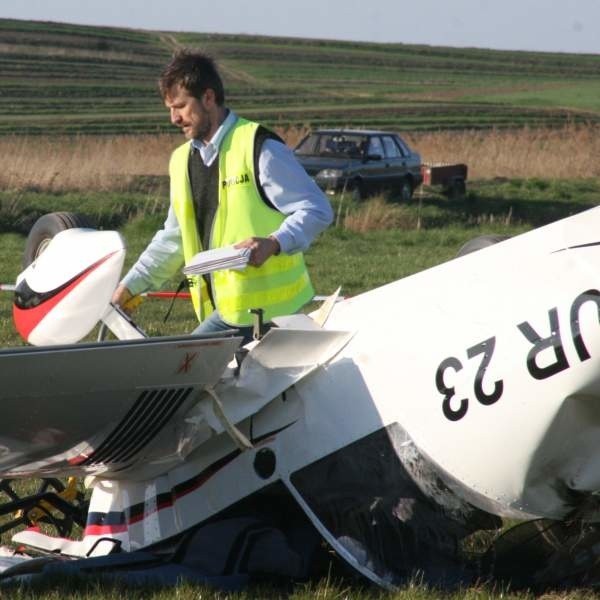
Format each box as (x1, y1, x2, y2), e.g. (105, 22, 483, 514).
(235, 236, 280, 267)
(111, 284, 138, 313)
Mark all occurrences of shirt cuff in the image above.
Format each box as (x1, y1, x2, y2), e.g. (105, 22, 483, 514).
(120, 272, 150, 297)
(271, 230, 294, 254)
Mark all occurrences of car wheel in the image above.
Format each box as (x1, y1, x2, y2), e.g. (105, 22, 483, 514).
(349, 179, 364, 202)
(398, 178, 413, 202)
(456, 234, 510, 258)
(23, 212, 95, 267)
(447, 178, 467, 201)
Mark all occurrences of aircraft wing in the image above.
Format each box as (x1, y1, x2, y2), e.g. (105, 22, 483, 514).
(0, 335, 241, 478)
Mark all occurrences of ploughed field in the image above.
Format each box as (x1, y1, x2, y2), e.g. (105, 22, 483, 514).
(2, 18, 600, 135)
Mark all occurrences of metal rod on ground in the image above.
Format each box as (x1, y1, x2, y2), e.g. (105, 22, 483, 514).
(0, 285, 343, 302)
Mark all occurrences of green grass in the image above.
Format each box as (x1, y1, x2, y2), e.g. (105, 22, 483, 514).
(0, 577, 550, 600)
(0, 177, 595, 345)
(1, 177, 597, 341)
(462, 82, 600, 112)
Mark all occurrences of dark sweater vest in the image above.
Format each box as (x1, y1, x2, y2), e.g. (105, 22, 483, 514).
(188, 148, 219, 251)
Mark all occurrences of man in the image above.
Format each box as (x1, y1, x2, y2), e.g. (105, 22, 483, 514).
(112, 50, 332, 342)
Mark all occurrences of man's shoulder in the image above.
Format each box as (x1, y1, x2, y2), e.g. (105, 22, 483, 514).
(171, 140, 192, 155)
(169, 140, 193, 165)
(231, 117, 282, 143)
(255, 125, 284, 146)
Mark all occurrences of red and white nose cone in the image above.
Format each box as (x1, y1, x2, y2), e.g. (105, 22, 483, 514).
(13, 228, 126, 345)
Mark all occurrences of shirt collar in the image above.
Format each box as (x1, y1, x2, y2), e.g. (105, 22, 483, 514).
(191, 109, 237, 166)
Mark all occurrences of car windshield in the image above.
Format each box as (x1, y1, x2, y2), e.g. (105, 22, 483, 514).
(295, 133, 368, 158)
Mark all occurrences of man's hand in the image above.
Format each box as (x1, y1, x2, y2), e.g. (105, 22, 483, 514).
(235, 236, 281, 267)
(111, 284, 140, 314)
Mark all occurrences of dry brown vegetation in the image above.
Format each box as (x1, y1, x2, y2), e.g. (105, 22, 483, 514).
(0, 134, 181, 192)
(1, 124, 599, 193)
(341, 197, 419, 232)
(405, 124, 600, 180)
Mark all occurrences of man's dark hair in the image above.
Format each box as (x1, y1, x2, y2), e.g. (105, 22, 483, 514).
(158, 49, 225, 105)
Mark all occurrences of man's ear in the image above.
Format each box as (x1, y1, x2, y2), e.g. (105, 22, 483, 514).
(202, 88, 216, 108)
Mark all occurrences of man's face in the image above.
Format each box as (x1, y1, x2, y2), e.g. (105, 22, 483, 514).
(165, 85, 213, 141)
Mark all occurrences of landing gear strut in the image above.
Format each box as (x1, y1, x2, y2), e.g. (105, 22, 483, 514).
(0, 477, 87, 538)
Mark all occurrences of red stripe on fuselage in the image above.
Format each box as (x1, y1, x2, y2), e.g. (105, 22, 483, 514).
(13, 252, 116, 340)
(83, 451, 240, 537)
(84, 523, 129, 536)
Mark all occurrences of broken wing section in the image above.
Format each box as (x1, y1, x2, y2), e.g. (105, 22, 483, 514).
(0, 335, 241, 479)
(188, 327, 354, 443)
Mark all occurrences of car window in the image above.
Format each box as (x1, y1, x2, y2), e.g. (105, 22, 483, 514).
(394, 136, 411, 156)
(367, 137, 384, 157)
(295, 134, 319, 155)
(316, 134, 364, 158)
(382, 136, 403, 158)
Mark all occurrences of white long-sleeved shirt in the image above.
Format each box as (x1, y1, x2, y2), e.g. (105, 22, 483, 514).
(122, 111, 333, 296)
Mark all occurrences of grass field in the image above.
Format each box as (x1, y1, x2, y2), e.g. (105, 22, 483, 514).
(1, 176, 597, 343)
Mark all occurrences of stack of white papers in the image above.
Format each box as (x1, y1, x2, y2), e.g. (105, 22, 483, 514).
(183, 245, 251, 276)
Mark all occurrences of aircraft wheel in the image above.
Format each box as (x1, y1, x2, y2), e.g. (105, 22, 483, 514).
(456, 234, 510, 258)
(23, 211, 94, 267)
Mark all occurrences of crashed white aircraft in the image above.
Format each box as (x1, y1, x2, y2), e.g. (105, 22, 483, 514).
(2, 207, 600, 589)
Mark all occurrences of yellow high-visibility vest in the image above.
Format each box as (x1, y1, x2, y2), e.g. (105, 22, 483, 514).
(170, 117, 314, 326)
